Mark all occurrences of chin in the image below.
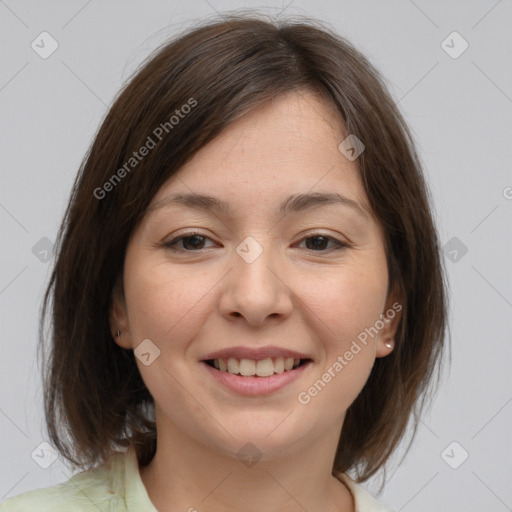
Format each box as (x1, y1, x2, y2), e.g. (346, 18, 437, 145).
(203, 414, 317, 460)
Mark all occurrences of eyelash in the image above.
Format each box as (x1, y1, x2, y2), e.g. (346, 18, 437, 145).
(162, 232, 349, 254)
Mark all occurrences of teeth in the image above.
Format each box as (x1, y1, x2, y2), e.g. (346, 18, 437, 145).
(211, 356, 306, 377)
(255, 358, 274, 377)
(239, 359, 255, 376)
(227, 357, 239, 374)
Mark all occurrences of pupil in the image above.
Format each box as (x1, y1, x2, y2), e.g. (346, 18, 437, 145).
(183, 235, 204, 250)
(307, 236, 328, 250)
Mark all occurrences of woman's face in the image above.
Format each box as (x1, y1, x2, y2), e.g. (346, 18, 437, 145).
(111, 90, 400, 460)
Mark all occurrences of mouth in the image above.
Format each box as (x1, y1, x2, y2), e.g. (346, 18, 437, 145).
(201, 356, 313, 396)
(203, 357, 313, 378)
(199, 346, 314, 395)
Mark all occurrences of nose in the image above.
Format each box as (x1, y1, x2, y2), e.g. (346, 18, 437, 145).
(218, 239, 293, 326)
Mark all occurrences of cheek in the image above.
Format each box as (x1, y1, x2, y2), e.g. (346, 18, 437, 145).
(295, 272, 381, 412)
(123, 257, 215, 346)
(298, 263, 387, 348)
(123, 260, 217, 408)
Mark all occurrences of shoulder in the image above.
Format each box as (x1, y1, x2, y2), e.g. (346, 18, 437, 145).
(337, 473, 395, 512)
(0, 451, 128, 512)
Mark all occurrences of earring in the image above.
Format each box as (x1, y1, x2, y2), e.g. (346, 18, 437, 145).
(116, 330, 121, 337)
(385, 340, 393, 349)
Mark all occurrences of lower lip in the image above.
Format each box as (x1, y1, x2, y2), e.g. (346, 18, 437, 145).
(201, 361, 312, 396)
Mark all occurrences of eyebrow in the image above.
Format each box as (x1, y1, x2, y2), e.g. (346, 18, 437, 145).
(146, 191, 370, 219)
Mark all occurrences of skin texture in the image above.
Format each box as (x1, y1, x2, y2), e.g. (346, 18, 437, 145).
(110, 90, 402, 512)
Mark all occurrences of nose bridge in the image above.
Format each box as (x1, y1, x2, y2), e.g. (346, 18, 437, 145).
(220, 234, 292, 323)
(234, 234, 280, 293)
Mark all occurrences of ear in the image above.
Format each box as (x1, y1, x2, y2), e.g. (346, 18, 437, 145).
(375, 283, 403, 358)
(109, 274, 133, 350)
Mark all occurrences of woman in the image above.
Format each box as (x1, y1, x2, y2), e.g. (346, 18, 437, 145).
(1, 13, 448, 512)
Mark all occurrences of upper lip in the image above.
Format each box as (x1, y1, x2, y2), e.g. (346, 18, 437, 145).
(201, 346, 313, 361)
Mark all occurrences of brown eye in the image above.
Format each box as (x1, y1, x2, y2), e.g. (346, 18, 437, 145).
(163, 233, 215, 252)
(298, 235, 348, 252)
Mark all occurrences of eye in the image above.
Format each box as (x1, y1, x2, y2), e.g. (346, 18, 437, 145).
(162, 232, 349, 254)
(296, 234, 348, 252)
(163, 233, 216, 252)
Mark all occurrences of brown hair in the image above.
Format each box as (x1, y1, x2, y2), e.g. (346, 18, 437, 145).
(39, 12, 449, 482)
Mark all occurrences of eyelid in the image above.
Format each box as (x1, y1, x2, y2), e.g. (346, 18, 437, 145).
(294, 228, 351, 244)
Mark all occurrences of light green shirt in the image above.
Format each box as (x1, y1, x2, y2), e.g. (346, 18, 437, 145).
(0, 447, 394, 511)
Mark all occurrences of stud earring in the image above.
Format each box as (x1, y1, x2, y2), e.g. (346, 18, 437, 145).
(116, 330, 121, 337)
(385, 340, 393, 349)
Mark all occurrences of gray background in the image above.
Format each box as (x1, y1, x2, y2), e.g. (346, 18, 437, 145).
(1, 1, 511, 510)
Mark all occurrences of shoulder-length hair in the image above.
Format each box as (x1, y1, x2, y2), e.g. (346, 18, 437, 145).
(39, 12, 449, 482)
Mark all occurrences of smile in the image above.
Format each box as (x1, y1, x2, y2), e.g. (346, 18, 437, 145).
(201, 358, 313, 396)
(205, 357, 310, 377)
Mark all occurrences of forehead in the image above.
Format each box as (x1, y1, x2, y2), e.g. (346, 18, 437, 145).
(149, 90, 371, 215)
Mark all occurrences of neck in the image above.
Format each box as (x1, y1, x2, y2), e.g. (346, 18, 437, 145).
(138, 409, 354, 512)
